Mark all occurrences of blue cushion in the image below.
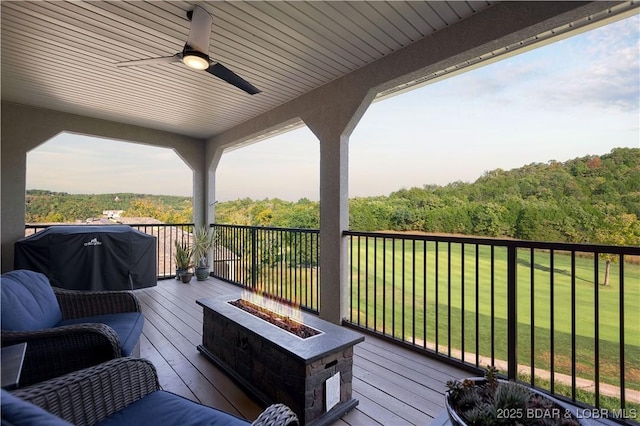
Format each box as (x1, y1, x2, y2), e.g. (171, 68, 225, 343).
(58, 312, 144, 356)
(95, 390, 250, 426)
(1, 389, 73, 426)
(1, 270, 62, 331)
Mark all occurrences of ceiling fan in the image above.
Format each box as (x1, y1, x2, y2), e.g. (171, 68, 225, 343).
(116, 5, 260, 95)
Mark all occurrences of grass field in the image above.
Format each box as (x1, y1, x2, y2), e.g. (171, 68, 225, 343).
(346, 238, 640, 399)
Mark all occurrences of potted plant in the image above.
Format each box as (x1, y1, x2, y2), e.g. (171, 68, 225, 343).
(445, 366, 584, 426)
(180, 270, 194, 283)
(192, 226, 217, 281)
(174, 239, 193, 282)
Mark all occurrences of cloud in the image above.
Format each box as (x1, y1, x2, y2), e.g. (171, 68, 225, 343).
(527, 16, 639, 112)
(410, 15, 640, 114)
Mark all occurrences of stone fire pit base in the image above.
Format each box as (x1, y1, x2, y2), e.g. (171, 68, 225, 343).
(196, 295, 364, 426)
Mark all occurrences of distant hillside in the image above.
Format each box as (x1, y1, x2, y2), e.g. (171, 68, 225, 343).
(25, 191, 192, 224)
(27, 148, 640, 245)
(349, 147, 640, 244)
(217, 148, 640, 245)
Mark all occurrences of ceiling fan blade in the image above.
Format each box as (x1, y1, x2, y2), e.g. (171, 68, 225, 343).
(206, 63, 261, 95)
(186, 5, 212, 54)
(116, 54, 182, 67)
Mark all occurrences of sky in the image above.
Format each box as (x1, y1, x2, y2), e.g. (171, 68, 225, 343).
(27, 14, 640, 201)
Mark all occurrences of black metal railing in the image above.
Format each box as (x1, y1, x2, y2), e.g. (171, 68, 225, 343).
(210, 224, 320, 313)
(25, 223, 194, 279)
(344, 230, 640, 418)
(24, 223, 640, 418)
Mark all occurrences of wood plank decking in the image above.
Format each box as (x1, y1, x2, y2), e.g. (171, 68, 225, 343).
(136, 277, 469, 425)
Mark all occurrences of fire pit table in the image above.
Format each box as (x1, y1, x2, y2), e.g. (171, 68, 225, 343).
(197, 294, 364, 426)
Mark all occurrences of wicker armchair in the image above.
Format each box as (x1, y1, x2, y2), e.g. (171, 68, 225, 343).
(1, 270, 144, 387)
(8, 357, 299, 426)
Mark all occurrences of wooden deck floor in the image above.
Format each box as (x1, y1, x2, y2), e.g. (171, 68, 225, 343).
(136, 277, 469, 425)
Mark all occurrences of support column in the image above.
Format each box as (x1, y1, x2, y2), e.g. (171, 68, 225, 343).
(317, 133, 350, 323)
(206, 146, 224, 225)
(1, 144, 31, 272)
(192, 167, 206, 229)
(174, 141, 209, 229)
(302, 87, 374, 324)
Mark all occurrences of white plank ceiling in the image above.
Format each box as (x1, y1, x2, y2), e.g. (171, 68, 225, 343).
(1, 1, 492, 138)
(2, 1, 636, 140)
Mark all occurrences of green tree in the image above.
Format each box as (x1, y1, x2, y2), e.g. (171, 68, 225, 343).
(595, 212, 640, 286)
(123, 199, 160, 218)
(470, 202, 507, 237)
(349, 197, 393, 231)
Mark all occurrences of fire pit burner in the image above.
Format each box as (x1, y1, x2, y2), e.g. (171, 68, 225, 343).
(228, 298, 321, 339)
(197, 294, 364, 426)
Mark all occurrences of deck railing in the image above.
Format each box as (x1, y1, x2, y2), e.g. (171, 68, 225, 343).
(210, 224, 320, 313)
(344, 230, 640, 419)
(24, 223, 640, 418)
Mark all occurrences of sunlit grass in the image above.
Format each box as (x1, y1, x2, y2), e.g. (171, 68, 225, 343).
(347, 239, 640, 394)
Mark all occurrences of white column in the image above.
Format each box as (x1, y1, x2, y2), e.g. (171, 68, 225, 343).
(317, 133, 350, 323)
(192, 167, 206, 228)
(302, 88, 374, 324)
(206, 146, 224, 225)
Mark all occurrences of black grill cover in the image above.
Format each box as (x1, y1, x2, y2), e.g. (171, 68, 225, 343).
(14, 225, 157, 291)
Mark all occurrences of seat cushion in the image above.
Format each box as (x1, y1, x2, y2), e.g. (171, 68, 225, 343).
(95, 390, 250, 426)
(1, 270, 62, 331)
(58, 312, 144, 356)
(1, 389, 73, 426)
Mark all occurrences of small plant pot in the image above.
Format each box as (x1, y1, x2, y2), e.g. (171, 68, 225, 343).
(195, 267, 210, 281)
(180, 272, 193, 283)
(176, 268, 187, 280)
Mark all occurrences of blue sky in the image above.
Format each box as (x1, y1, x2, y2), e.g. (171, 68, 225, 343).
(27, 14, 639, 201)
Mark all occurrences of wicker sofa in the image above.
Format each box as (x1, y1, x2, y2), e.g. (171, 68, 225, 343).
(1, 269, 144, 386)
(3, 357, 299, 426)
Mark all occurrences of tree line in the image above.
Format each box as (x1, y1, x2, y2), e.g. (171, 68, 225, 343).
(27, 148, 640, 246)
(217, 148, 640, 246)
(25, 191, 193, 224)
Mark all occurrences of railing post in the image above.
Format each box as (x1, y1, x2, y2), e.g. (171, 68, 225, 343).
(251, 227, 257, 290)
(507, 245, 517, 380)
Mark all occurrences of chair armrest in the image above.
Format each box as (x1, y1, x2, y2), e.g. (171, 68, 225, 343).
(2, 324, 121, 387)
(11, 357, 160, 426)
(54, 287, 141, 319)
(252, 403, 299, 426)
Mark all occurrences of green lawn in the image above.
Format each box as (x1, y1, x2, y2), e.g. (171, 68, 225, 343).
(347, 239, 640, 395)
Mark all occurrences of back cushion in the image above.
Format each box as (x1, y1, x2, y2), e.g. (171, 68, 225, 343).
(1, 270, 62, 330)
(1, 389, 73, 426)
